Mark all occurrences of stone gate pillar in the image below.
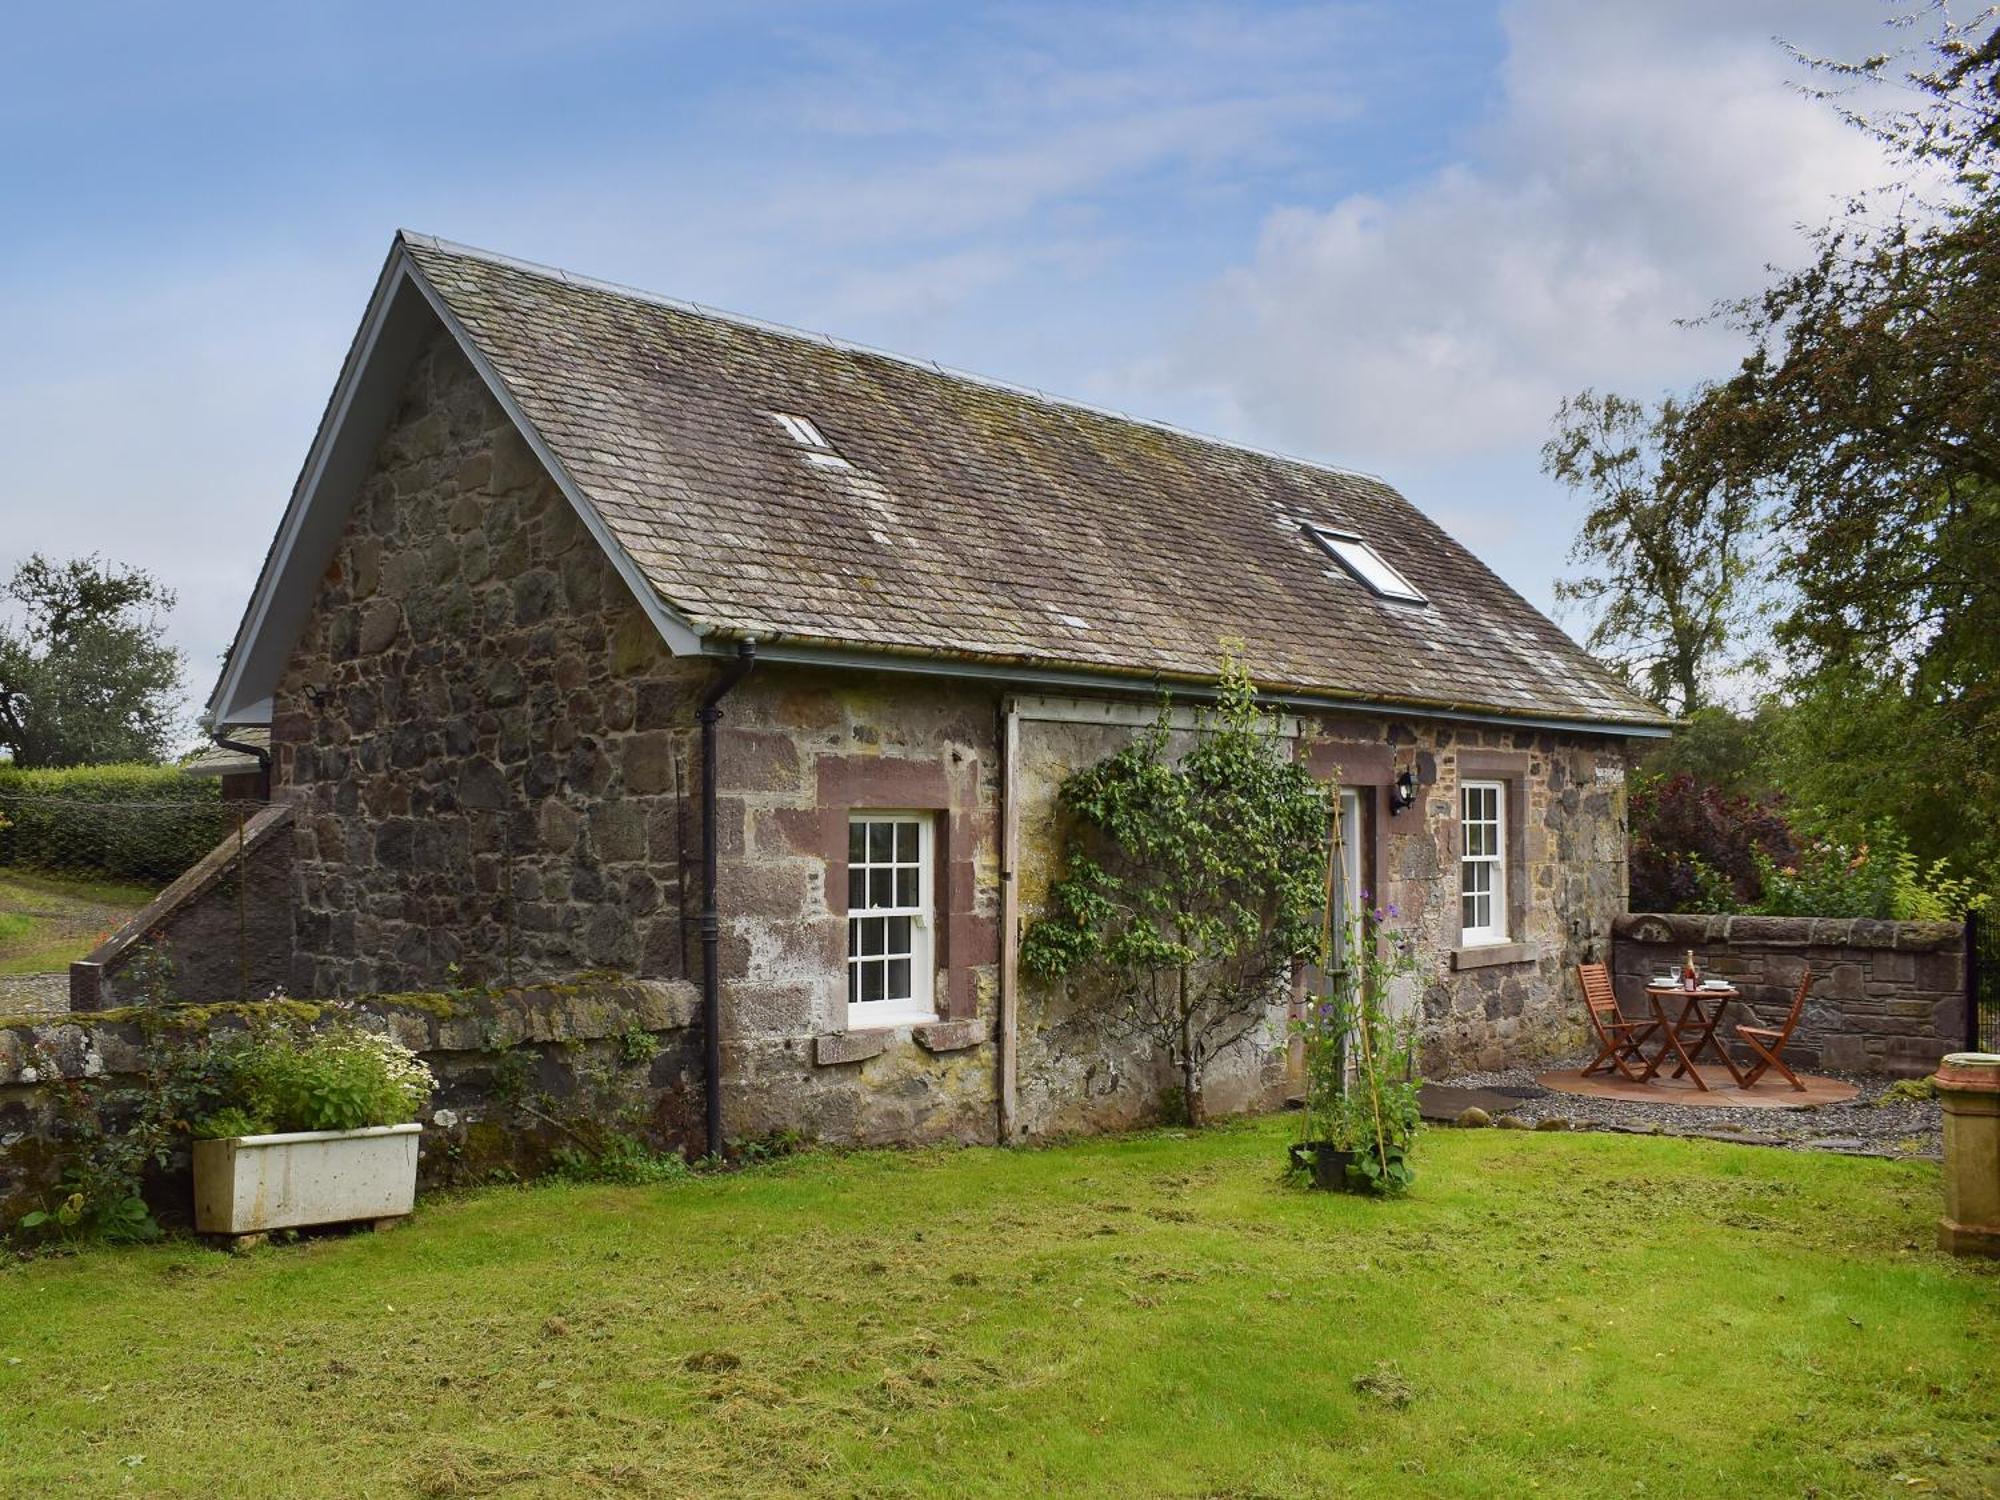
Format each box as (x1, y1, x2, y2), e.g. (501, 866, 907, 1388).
(1934, 1052, 2000, 1257)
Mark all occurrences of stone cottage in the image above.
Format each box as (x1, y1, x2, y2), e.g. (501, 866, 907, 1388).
(180, 232, 1667, 1150)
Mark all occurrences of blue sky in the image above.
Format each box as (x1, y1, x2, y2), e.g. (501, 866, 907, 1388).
(0, 1, 1896, 710)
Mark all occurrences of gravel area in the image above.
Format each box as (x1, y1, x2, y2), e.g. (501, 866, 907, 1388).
(1438, 1055, 1942, 1159)
(0, 971, 70, 1018)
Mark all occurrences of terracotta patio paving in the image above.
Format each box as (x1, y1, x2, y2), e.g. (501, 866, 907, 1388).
(1534, 1068, 1858, 1110)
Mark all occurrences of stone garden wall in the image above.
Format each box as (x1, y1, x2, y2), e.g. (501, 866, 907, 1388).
(1611, 912, 1966, 1077)
(71, 803, 298, 1011)
(0, 978, 705, 1229)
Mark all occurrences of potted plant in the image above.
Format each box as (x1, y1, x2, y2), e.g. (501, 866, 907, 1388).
(1291, 987, 1361, 1189)
(1291, 895, 1422, 1194)
(191, 1017, 436, 1239)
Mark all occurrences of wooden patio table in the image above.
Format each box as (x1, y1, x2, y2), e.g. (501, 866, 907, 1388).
(1640, 983, 1745, 1091)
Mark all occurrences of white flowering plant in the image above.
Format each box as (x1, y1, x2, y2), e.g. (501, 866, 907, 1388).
(195, 1020, 436, 1138)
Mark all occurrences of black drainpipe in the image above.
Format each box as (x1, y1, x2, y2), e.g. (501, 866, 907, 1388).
(212, 730, 271, 768)
(698, 640, 757, 1158)
(212, 730, 273, 800)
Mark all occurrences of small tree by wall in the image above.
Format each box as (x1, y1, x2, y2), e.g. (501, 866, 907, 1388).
(1021, 659, 1329, 1125)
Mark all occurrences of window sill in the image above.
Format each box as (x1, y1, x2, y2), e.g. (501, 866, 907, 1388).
(813, 1029, 893, 1066)
(914, 1017, 990, 1054)
(812, 1015, 987, 1066)
(1450, 941, 1534, 972)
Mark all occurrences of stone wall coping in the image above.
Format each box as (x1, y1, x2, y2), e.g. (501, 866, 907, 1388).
(0, 976, 697, 1083)
(1614, 912, 1964, 952)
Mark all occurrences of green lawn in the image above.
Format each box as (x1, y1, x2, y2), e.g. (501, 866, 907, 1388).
(1, 1120, 1994, 1498)
(0, 866, 156, 975)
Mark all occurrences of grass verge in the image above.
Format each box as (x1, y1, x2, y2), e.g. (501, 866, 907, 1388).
(0, 865, 155, 974)
(0, 1118, 1994, 1497)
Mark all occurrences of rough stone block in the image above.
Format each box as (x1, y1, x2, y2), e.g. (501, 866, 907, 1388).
(1894, 921, 1963, 953)
(726, 979, 826, 1039)
(914, 1018, 990, 1053)
(815, 1029, 891, 1066)
(621, 731, 677, 796)
(357, 599, 402, 655)
(726, 730, 806, 794)
(1728, 916, 1812, 947)
(588, 803, 647, 864)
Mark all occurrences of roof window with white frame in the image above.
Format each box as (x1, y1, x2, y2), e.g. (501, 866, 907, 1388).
(1303, 523, 1427, 604)
(771, 412, 852, 470)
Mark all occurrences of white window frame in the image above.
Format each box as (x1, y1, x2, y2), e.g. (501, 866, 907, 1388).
(1459, 781, 1507, 946)
(1304, 524, 1427, 604)
(845, 812, 936, 1028)
(771, 411, 852, 470)
(1330, 788, 1362, 970)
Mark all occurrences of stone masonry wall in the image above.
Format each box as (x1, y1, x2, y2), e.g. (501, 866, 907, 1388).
(707, 682, 1636, 1148)
(254, 326, 1635, 1142)
(711, 665, 1002, 1147)
(0, 979, 704, 1229)
(1298, 714, 1632, 1076)
(272, 330, 709, 997)
(1011, 712, 1291, 1137)
(1612, 912, 1965, 1077)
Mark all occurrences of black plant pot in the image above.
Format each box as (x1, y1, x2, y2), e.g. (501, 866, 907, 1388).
(1288, 1141, 1356, 1191)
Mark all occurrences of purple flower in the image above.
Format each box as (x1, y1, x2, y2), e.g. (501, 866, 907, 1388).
(1387, 903, 1400, 919)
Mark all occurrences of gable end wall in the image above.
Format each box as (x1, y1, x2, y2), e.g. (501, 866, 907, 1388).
(272, 328, 708, 997)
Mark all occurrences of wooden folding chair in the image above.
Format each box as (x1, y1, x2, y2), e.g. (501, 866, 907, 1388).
(1579, 963, 1658, 1082)
(1736, 968, 1812, 1091)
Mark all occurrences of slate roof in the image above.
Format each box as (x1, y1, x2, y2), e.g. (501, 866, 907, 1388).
(402, 234, 1667, 730)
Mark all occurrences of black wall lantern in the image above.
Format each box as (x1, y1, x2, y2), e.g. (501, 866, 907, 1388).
(1389, 768, 1419, 816)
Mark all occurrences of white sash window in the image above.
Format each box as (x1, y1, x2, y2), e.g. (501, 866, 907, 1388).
(846, 813, 936, 1027)
(1459, 781, 1507, 945)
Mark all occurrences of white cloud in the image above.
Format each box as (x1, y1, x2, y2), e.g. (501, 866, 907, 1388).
(1137, 0, 1902, 467)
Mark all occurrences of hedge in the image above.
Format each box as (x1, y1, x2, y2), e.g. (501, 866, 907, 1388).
(0, 764, 232, 885)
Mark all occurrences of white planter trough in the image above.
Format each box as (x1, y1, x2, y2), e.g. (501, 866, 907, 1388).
(192, 1123, 421, 1236)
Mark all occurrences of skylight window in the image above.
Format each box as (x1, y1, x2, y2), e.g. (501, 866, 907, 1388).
(771, 412, 850, 469)
(1304, 524, 1428, 604)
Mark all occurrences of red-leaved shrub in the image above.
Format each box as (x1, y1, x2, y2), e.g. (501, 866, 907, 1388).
(1628, 773, 1798, 913)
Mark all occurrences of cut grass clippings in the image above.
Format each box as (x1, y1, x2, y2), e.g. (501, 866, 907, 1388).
(0, 1118, 1995, 1497)
(0, 865, 156, 974)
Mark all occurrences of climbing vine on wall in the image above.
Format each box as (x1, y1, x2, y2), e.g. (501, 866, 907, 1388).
(1021, 655, 1329, 1125)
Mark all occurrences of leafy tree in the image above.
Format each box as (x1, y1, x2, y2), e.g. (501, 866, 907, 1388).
(0, 554, 185, 767)
(1666, 8, 2000, 881)
(1633, 704, 1779, 802)
(1541, 390, 1764, 715)
(1762, 665, 2000, 883)
(1021, 659, 1329, 1126)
